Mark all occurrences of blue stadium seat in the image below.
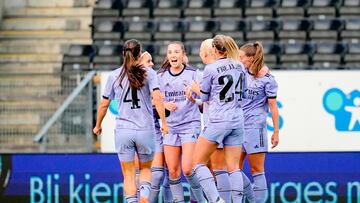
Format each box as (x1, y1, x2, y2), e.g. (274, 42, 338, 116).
(246, 19, 280, 41)
(63, 45, 96, 71)
(312, 41, 347, 69)
(308, 0, 342, 18)
(310, 18, 344, 41)
(344, 41, 360, 69)
(216, 19, 247, 41)
(122, 0, 153, 19)
(276, 0, 310, 17)
(184, 0, 216, 17)
(245, 0, 280, 19)
(280, 41, 315, 69)
(123, 20, 156, 41)
(153, 0, 186, 18)
(93, 0, 122, 17)
(341, 18, 360, 41)
(184, 19, 219, 40)
(154, 19, 184, 41)
(279, 18, 313, 40)
(214, 0, 243, 18)
(339, 0, 360, 18)
(93, 45, 123, 70)
(92, 20, 124, 45)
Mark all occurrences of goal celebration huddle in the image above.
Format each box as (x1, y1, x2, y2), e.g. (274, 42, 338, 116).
(93, 35, 279, 203)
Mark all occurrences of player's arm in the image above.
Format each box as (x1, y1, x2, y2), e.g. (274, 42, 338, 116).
(268, 98, 279, 148)
(152, 89, 169, 134)
(93, 98, 110, 135)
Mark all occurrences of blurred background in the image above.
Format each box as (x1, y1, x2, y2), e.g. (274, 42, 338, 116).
(0, 0, 359, 202)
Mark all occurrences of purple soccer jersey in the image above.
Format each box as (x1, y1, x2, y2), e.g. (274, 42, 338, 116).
(103, 67, 160, 130)
(200, 58, 247, 129)
(157, 65, 201, 134)
(242, 71, 278, 129)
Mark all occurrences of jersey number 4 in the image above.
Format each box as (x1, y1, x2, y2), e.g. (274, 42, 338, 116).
(123, 87, 141, 109)
(218, 73, 244, 102)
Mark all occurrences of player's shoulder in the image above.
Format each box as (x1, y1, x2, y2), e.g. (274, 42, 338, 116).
(108, 66, 122, 79)
(184, 64, 197, 72)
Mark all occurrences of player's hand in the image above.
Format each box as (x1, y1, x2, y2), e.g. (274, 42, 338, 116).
(93, 126, 102, 136)
(164, 101, 177, 111)
(190, 80, 201, 96)
(271, 131, 279, 148)
(185, 87, 196, 103)
(161, 123, 169, 135)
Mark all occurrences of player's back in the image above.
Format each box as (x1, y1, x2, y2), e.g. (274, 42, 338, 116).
(106, 67, 159, 130)
(201, 58, 246, 129)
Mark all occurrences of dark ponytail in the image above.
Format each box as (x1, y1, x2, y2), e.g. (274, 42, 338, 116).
(119, 39, 146, 89)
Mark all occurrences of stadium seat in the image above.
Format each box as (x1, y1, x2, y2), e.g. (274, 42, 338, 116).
(92, 20, 124, 45)
(344, 41, 360, 69)
(184, 19, 219, 40)
(262, 41, 282, 67)
(185, 41, 203, 67)
(308, 0, 342, 18)
(339, 0, 360, 18)
(310, 18, 344, 41)
(341, 18, 360, 41)
(62, 45, 96, 71)
(123, 20, 156, 41)
(276, 0, 310, 17)
(93, 45, 123, 70)
(184, 0, 216, 17)
(215, 19, 247, 41)
(246, 19, 280, 41)
(154, 19, 184, 41)
(245, 0, 280, 19)
(312, 41, 347, 69)
(214, 0, 243, 18)
(122, 0, 153, 19)
(280, 40, 315, 69)
(279, 18, 313, 40)
(93, 0, 122, 17)
(153, 0, 185, 19)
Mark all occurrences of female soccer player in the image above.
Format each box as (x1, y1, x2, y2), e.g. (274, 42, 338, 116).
(157, 41, 205, 203)
(239, 42, 279, 203)
(187, 38, 232, 203)
(93, 39, 169, 203)
(191, 35, 247, 203)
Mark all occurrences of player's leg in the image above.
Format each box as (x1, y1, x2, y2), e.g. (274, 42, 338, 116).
(192, 127, 223, 203)
(223, 128, 245, 202)
(181, 134, 205, 202)
(240, 135, 255, 203)
(136, 130, 156, 203)
(115, 128, 138, 202)
(211, 148, 231, 203)
(164, 134, 183, 203)
(247, 127, 269, 203)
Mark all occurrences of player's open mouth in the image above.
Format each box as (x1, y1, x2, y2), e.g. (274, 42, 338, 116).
(171, 59, 178, 63)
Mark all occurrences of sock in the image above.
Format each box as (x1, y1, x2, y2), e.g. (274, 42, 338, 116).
(136, 168, 140, 201)
(253, 172, 267, 203)
(242, 171, 255, 202)
(214, 170, 232, 203)
(139, 181, 151, 200)
(185, 171, 206, 202)
(194, 164, 220, 203)
(162, 168, 173, 203)
(148, 167, 164, 203)
(169, 177, 185, 203)
(125, 194, 137, 203)
(229, 169, 244, 202)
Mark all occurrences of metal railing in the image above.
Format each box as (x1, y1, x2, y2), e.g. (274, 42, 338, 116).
(0, 72, 96, 152)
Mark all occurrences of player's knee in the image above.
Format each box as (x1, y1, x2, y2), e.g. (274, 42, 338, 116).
(168, 167, 181, 179)
(182, 166, 193, 176)
(251, 165, 264, 174)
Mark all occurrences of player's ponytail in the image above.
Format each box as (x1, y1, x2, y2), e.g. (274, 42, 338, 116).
(240, 41, 265, 77)
(212, 35, 240, 61)
(120, 39, 146, 89)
